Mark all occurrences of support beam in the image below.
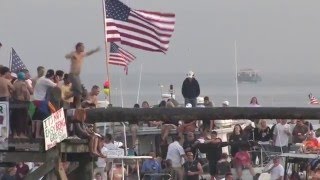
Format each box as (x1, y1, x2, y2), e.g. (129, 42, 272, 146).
(85, 107, 320, 123)
(25, 148, 59, 180)
(0, 152, 47, 162)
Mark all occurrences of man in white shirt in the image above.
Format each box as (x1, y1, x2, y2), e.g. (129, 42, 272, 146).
(33, 69, 57, 138)
(269, 156, 284, 180)
(273, 119, 291, 153)
(166, 136, 186, 180)
(33, 69, 56, 101)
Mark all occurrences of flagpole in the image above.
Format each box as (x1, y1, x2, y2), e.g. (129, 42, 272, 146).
(102, 0, 111, 104)
(9, 48, 12, 71)
(136, 64, 143, 104)
(120, 78, 124, 107)
(234, 40, 239, 107)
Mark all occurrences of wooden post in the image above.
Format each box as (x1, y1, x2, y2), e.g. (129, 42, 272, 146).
(84, 107, 320, 123)
(74, 153, 93, 180)
(25, 147, 59, 180)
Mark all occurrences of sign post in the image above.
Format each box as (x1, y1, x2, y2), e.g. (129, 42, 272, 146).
(43, 108, 68, 151)
(0, 102, 9, 150)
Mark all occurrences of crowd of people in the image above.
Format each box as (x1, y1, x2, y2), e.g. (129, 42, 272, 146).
(1, 41, 320, 180)
(90, 94, 320, 180)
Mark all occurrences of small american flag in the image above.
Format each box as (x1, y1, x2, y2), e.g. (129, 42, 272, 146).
(309, 93, 319, 105)
(109, 42, 136, 74)
(10, 48, 27, 74)
(105, 0, 175, 53)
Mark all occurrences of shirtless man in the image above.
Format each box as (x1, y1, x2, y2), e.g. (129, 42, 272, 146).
(0, 66, 14, 101)
(82, 85, 100, 108)
(65, 42, 100, 108)
(12, 72, 30, 138)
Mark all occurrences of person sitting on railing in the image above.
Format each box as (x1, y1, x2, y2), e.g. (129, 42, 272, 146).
(177, 103, 197, 138)
(81, 85, 100, 108)
(73, 108, 105, 157)
(128, 103, 140, 150)
(160, 101, 178, 146)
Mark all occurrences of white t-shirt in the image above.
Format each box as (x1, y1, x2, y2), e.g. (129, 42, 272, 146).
(33, 77, 56, 100)
(95, 143, 117, 167)
(166, 141, 185, 168)
(274, 123, 290, 147)
(270, 164, 284, 180)
(95, 146, 108, 168)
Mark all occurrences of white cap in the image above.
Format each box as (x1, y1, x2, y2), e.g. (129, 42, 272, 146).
(186, 71, 194, 78)
(197, 97, 204, 104)
(11, 72, 17, 78)
(186, 103, 192, 108)
(222, 101, 229, 106)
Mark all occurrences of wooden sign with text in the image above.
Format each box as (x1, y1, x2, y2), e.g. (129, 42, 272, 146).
(43, 108, 68, 151)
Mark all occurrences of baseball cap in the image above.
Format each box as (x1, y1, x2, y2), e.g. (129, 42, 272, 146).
(222, 101, 229, 106)
(186, 71, 194, 78)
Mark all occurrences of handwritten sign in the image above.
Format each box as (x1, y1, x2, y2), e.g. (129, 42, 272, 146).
(0, 102, 9, 150)
(43, 108, 68, 150)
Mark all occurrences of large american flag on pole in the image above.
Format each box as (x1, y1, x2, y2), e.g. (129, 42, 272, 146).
(105, 0, 175, 53)
(309, 93, 319, 105)
(109, 42, 136, 74)
(11, 48, 27, 74)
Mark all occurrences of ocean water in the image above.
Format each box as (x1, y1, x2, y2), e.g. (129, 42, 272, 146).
(81, 72, 320, 108)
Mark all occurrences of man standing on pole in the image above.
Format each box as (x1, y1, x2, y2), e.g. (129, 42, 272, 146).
(181, 71, 200, 107)
(65, 42, 100, 108)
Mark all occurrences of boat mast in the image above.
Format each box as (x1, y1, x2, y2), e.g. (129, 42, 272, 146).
(136, 64, 143, 104)
(234, 40, 239, 107)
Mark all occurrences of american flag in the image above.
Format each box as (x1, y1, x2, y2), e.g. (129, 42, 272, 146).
(105, 0, 175, 53)
(309, 93, 319, 105)
(10, 48, 27, 74)
(109, 42, 136, 74)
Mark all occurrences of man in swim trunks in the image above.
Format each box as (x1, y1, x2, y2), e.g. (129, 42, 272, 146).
(65, 42, 100, 108)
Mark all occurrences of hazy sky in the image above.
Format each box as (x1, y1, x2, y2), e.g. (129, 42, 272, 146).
(1, 0, 320, 76)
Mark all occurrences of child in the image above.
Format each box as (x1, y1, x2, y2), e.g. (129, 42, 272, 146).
(234, 146, 255, 179)
(217, 153, 231, 179)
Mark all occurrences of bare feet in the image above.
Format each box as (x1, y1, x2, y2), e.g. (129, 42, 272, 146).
(35, 135, 44, 139)
(19, 134, 29, 139)
(13, 135, 19, 139)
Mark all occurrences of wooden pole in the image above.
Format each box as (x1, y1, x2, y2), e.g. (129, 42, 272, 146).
(84, 107, 320, 123)
(101, 0, 111, 104)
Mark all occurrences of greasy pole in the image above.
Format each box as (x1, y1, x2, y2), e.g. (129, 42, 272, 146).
(84, 107, 320, 123)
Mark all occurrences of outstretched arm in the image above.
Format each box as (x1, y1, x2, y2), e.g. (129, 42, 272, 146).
(85, 47, 100, 56)
(65, 52, 74, 59)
